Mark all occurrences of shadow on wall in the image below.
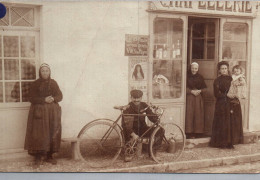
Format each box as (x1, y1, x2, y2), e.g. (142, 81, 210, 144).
(61, 105, 96, 138)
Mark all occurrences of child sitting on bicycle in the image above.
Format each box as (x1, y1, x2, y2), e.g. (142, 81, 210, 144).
(122, 89, 165, 161)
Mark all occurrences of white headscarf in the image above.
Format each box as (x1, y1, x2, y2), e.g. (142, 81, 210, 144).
(191, 62, 199, 68)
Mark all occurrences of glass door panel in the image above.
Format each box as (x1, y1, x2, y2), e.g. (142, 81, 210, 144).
(220, 19, 252, 130)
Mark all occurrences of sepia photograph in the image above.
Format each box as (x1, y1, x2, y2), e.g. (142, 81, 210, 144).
(0, 0, 260, 175)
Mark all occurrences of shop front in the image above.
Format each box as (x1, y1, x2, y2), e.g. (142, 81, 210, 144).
(0, 1, 260, 156)
(144, 1, 256, 136)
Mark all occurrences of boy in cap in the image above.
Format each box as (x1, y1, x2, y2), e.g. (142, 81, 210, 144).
(122, 89, 165, 161)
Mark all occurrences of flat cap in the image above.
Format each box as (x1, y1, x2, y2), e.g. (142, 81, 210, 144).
(130, 89, 143, 98)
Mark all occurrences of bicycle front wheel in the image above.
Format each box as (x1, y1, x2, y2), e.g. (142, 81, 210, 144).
(150, 123, 185, 164)
(77, 119, 123, 168)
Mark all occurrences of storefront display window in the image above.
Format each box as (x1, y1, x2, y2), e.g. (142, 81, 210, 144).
(152, 18, 183, 99)
(222, 23, 248, 75)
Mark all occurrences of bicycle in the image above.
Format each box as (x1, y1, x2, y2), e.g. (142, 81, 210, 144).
(77, 104, 185, 168)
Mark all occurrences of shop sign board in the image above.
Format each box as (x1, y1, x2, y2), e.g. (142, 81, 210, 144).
(148, 1, 258, 17)
(125, 34, 149, 56)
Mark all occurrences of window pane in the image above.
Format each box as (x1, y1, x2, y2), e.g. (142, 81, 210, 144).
(21, 60, 36, 80)
(154, 19, 168, 44)
(223, 23, 247, 42)
(4, 59, 19, 80)
(22, 82, 32, 102)
(222, 42, 247, 60)
(192, 23, 205, 38)
(4, 36, 19, 57)
(207, 23, 215, 38)
(0, 8, 9, 26)
(153, 18, 183, 60)
(5, 82, 20, 102)
(222, 23, 247, 61)
(0, 82, 3, 102)
(207, 40, 215, 59)
(172, 19, 183, 59)
(152, 60, 182, 99)
(207, 22, 215, 38)
(11, 7, 34, 27)
(192, 39, 204, 59)
(0, 59, 2, 80)
(21, 36, 35, 58)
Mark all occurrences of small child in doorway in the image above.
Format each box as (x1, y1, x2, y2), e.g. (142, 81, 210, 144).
(227, 65, 247, 100)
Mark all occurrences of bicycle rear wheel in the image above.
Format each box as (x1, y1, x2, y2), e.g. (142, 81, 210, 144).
(149, 123, 185, 164)
(77, 119, 123, 168)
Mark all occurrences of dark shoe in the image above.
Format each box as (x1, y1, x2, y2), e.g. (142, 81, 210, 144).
(45, 157, 57, 165)
(33, 156, 43, 168)
(226, 145, 235, 149)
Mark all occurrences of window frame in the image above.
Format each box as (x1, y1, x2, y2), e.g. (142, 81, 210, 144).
(219, 18, 252, 130)
(189, 19, 218, 61)
(149, 13, 188, 104)
(0, 4, 40, 108)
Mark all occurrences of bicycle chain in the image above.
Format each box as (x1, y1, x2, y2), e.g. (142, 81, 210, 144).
(124, 141, 138, 156)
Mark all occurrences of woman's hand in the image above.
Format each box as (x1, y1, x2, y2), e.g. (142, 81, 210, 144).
(191, 90, 196, 96)
(191, 90, 201, 96)
(195, 90, 201, 96)
(45, 96, 54, 103)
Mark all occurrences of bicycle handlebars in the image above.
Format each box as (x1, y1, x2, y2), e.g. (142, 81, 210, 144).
(113, 105, 130, 111)
(114, 103, 164, 116)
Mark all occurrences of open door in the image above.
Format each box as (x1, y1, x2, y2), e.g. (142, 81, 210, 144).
(187, 17, 219, 136)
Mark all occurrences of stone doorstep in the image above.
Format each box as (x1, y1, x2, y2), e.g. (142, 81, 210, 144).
(185, 131, 260, 149)
(185, 137, 210, 149)
(99, 153, 260, 173)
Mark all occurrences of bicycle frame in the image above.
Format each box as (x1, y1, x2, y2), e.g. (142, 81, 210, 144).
(100, 106, 165, 147)
(76, 105, 185, 167)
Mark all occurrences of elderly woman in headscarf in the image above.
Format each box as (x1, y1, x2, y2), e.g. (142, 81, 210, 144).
(210, 61, 243, 149)
(185, 62, 207, 139)
(24, 63, 63, 167)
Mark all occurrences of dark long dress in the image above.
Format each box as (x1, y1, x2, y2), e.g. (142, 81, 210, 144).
(210, 75, 243, 148)
(24, 78, 63, 155)
(185, 72, 207, 134)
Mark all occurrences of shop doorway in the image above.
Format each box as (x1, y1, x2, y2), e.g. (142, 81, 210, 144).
(187, 17, 220, 137)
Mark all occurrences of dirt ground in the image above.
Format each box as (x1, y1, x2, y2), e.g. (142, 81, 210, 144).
(1, 142, 260, 172)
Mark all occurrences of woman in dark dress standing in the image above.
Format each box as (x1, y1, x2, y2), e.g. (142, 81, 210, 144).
(185, 62, 207, 139)
(24, 63, 63, 167)
(210, 61, 243, 148)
